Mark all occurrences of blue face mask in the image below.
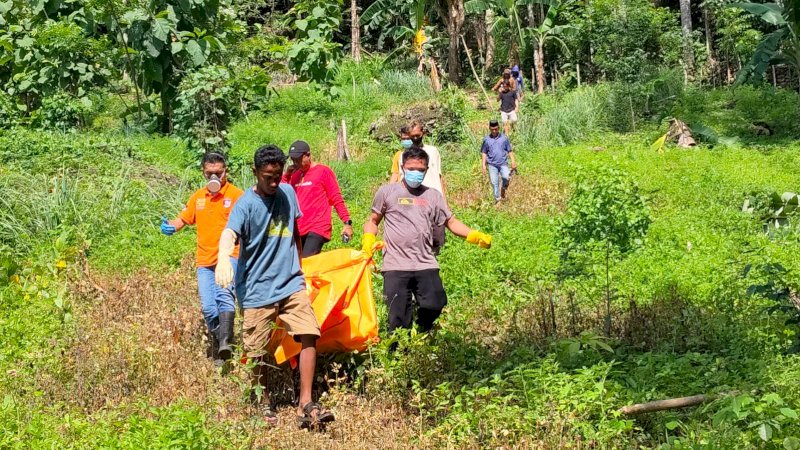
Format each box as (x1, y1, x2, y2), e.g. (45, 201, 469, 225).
(404, 170, 425, 188)
(400, 139, 413, 149)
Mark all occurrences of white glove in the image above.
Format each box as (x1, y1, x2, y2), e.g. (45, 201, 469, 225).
(215, 257, 234, 289)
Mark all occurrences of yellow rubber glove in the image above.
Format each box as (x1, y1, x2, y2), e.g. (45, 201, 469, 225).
(362, 233, 376, 258)
(466, 230, 492, 249)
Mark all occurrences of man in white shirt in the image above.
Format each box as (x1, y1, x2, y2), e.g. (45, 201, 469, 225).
(407, 120, 446, 200)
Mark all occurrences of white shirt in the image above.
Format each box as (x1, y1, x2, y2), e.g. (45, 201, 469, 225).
(422, 144, 443, 194)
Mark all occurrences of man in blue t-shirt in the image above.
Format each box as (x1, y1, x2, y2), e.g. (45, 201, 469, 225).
(481, 120, 518, 203)
(215, 144, 334, 429)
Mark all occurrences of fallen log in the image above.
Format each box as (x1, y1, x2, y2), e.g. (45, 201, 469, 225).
(619, 394, 709, 415)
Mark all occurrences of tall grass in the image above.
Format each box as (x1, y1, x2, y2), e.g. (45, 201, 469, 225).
(379, 70, 433, 98)
(517, 86, 609, 148)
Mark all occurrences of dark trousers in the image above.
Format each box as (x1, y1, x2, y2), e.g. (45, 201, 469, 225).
(300, 232, 329, 257)
(383, 269, 447, 333)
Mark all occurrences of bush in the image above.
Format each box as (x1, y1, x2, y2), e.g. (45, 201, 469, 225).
(671, 85, 800, 138)
(36, 92, 96, 131)
(432, 86, 468, 144)
(0, 92, 19, 129)
(173, 65, 271, 155)
(605, 69, 684, 132)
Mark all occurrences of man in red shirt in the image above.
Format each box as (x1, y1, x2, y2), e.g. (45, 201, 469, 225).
(287, 140, 353, 257)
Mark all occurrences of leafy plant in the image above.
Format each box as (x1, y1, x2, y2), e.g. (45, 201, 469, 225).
(173, 65, 270, 155)
(712, 393, 800, 446)
(556, 165, 651, 336)
(91, 0, 241, 130)
(284, 0, 344, 97)
(731, 1, 800, 86)
(37, 91, 96, 130)
(743, 262, 800, 352)
(0, 18, 112, 115)
(432, 86, 467, 144)
(742, 191, 799, 234)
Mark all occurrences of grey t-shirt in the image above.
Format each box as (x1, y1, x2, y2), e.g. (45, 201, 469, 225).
(371, 183, 452, 272)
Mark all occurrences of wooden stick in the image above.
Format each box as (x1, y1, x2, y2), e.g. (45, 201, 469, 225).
(460, 35, 492, 106)
(337, 120, 350, 161)
(619, 394, 709, 415)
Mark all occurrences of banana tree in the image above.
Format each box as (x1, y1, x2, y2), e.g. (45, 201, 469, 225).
(362, 0, 429, 58)
(362, 0, 442, 89)
(526, 2, 571, 93)
(465, 0, 527, 67)
(731, 0, 800, 89)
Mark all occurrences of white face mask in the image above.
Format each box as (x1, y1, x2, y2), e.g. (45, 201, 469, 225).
(206, 171, 225, 194)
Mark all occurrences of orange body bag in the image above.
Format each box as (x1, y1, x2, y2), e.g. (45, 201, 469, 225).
(269, 248, 381, 365)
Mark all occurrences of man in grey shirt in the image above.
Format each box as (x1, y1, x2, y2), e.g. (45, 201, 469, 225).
(362, 146, 493, 333)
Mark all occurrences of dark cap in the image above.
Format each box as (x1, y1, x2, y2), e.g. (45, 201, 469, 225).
(288, 140, 310, 158)
(489, 120, 499, 127)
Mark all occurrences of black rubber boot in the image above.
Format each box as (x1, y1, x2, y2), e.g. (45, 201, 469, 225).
(217, 311, 235, 361)
(206, 318, 223, 366)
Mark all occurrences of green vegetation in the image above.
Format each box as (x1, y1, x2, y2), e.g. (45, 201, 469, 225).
(2, 74, 800, 447)
(4, 0, 800, 446)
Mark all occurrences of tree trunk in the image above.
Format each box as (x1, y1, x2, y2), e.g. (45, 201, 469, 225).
(509, 38, 519, 67)
(160, 64, 175, 133)
(484, 10, 495, 78)
(534, 40, 545, 93)
(527, 3, 535, 27)
(351, 0, 361, 62)
(703, 4, 717, 85)
(679, 0, 695, 81)
(445, 0, 465, 83)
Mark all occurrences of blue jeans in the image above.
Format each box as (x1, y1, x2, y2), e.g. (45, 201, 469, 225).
(488, 164, 511, 200)
(197, 258, 237, 327)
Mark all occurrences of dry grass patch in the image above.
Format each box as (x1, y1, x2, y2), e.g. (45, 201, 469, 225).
(56, 260, 422, 447)
(449, 170, 567, 216)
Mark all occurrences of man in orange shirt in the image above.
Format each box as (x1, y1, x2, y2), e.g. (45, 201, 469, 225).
(161, 152, 244, 366)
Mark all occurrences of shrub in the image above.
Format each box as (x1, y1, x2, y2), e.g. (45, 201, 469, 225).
(36, 92, 95, 131)
(173, 65, 271, 155)
(556, 165, 651, 335)
(432, 86, 467, 144)
(0, 92, 19, 129)
(671, 86, 800, 138)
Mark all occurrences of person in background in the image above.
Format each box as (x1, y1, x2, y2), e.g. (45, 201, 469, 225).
(407, 120, 447, 253)
(511, 65, 524, 101)
(161, 152, 243, 367)
(216, 144, 334, 429)
(498, 81, 519, 135)
(481, 120, 517, 204)
(389, 126, 412, 183)
(492, 68, 517, 93)
(363, 146, 492, 334)
(407, 120, 445, 199)
(281, 162, 297, 184)
(287, 140, 353, 257)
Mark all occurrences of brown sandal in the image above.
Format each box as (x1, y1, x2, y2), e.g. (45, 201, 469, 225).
(297, 402, 335, 429)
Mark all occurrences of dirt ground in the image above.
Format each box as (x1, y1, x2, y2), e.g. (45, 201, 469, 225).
(60, 259, 424, 449)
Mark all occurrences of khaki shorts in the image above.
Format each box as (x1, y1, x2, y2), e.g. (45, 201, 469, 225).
(242, 290, 320, 358)
(501, 111, 518, 123)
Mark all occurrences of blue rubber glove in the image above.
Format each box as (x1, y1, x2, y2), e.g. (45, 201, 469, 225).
(160, 217, 176, 236)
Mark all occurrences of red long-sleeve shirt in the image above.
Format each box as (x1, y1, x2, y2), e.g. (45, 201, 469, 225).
(289, 164, 350, 240)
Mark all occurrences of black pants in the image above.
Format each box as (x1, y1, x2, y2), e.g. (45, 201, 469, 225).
(300, 232, 329, 257)
(383, 269, 447, 332)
